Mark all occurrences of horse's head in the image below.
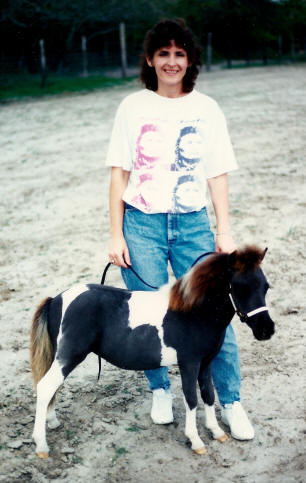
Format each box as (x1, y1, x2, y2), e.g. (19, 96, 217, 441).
(228, 247, 275, 341)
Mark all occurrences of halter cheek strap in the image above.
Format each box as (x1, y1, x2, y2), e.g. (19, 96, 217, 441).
(229, 291, 269, 323)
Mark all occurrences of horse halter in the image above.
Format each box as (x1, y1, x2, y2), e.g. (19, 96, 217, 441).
(229, 286, 269, 323)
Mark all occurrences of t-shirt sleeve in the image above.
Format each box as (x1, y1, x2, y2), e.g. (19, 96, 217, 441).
(105, 99, 133, 171)
(204, 104, 238, 178)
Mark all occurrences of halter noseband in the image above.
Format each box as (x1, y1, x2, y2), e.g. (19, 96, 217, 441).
(229, 288, 268, 323)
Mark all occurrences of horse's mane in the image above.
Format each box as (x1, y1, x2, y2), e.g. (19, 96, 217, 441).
(169, 245, 266, 312)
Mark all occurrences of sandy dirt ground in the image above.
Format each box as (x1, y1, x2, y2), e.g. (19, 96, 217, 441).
(0, 65, 305, 482)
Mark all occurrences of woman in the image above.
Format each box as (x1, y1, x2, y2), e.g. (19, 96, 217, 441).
(106, 19, 254, 440)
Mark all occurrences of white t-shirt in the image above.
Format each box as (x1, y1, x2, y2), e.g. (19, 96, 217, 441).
(106, 89, 238, 214)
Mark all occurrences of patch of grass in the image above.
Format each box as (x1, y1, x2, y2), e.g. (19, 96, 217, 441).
(125, 425, 141, 432)
(72, 454, 84, 464)
(112, 446, 128, 464)
(65, 429, 75, 441)
(0, 73, 136, 102)
(105, 384, 117, 391)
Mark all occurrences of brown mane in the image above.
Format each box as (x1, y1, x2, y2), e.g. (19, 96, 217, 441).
(169, 245, 266, 312)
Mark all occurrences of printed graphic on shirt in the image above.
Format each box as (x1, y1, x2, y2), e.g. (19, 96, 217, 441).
(173, 174, 203, 213)
(106, 89, 238, 214)
(172, 126, 204, 171)
(131, 121, 205, 213)
(134, 124, 162, 170)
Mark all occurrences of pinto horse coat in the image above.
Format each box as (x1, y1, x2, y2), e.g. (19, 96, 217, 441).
(31, 246, 275, 458)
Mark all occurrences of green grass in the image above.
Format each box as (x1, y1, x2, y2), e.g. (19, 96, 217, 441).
(0, 73, 136, 102)
(112, 446, 128, 464)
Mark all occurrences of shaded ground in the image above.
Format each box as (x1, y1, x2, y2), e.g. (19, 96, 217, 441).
(0, 65, 305, 482)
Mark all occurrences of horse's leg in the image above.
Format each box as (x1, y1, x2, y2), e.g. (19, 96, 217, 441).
(198, 363, 228, 443)
(179, 362, 206, 454)
(46, 400, 61, 429)
(32, 359, 64, 458)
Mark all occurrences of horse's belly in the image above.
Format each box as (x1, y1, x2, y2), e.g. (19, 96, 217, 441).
(101, 351, 162, 371)
(99, 323, 177, 370)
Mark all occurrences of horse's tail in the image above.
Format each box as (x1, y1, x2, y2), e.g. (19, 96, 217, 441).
(30, 297, 54, 389)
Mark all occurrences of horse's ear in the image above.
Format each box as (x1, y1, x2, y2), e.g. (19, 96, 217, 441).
(227, 250, 237, 268)
(261, 247, 268, 261)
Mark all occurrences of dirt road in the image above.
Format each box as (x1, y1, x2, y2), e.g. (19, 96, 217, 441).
(0, 65, 305, 482)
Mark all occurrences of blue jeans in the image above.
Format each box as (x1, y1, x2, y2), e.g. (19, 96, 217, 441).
(121, 204, 241, 406)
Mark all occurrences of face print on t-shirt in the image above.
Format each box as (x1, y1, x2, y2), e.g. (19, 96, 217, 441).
(173, 174, 202, 212)
(172, 126, 204, 171)
(134, 124, 163, 169)
(132, 120, 206, 213)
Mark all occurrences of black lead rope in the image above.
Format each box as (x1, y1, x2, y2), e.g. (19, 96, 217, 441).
(101, 262, 159, 290)
(191, 251, 215, 267)
(101, 251, 216, 290)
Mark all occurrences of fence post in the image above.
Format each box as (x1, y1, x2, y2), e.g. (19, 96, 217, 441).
(206, 32, 212, 72)
(82, 36, 88, 77)
(278, 35, 283, 63)
(119, 22, 127, 78)
(39, 39, 47, 87)
(290, 35, 296, 61)
(227, 40, 232, 69)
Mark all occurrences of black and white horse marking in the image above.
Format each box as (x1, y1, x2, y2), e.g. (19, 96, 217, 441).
(30, 246, 275, 458)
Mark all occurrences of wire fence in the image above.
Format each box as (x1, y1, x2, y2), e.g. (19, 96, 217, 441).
(1, 26, 305, 81)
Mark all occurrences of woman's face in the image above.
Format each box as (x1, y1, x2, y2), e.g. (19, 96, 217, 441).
(147, 40, 189, 93)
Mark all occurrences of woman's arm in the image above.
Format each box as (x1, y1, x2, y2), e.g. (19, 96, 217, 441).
(108, 167, 131, 267)
(207, 173, 236, 253)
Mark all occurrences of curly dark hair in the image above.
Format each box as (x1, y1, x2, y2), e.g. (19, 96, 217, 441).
(140, 19, 202, 93)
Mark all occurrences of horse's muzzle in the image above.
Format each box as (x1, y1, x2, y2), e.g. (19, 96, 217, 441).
(251, 314, 275, 341)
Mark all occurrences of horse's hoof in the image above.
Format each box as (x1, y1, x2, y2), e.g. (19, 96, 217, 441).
(193, 446, 207, 455)
(37, 451, 49, 459)
(217, 433, 229, 443)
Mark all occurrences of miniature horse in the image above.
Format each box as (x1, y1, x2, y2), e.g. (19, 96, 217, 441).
(30, 246, 275, 458)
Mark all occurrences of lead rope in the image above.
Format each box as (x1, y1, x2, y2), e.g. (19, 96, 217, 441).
(101, 262, 158, 289)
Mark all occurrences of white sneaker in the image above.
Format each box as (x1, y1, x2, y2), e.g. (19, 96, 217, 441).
(150, 389, 173, 424)
(221, 401, 255, 440)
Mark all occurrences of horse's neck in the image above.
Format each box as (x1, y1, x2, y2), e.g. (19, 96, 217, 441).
(199, 283, 234, 329)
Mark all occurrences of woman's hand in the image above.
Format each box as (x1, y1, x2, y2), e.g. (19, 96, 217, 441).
(215, 233, 236, 253)
(109, 234, 131, 268)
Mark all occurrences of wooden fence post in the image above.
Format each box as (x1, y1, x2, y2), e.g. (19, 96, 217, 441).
(206, 32, 212, 72)
(227, 40, 232, 69)
(82, 36, 88, 77)
(119, 22, 127, 78)
(39, 39, 47, 87)
(290, 35, 296, 61)
(278, 35, 283, 63)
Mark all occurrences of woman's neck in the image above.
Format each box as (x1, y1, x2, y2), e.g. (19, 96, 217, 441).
(156, 84, 188, 99)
